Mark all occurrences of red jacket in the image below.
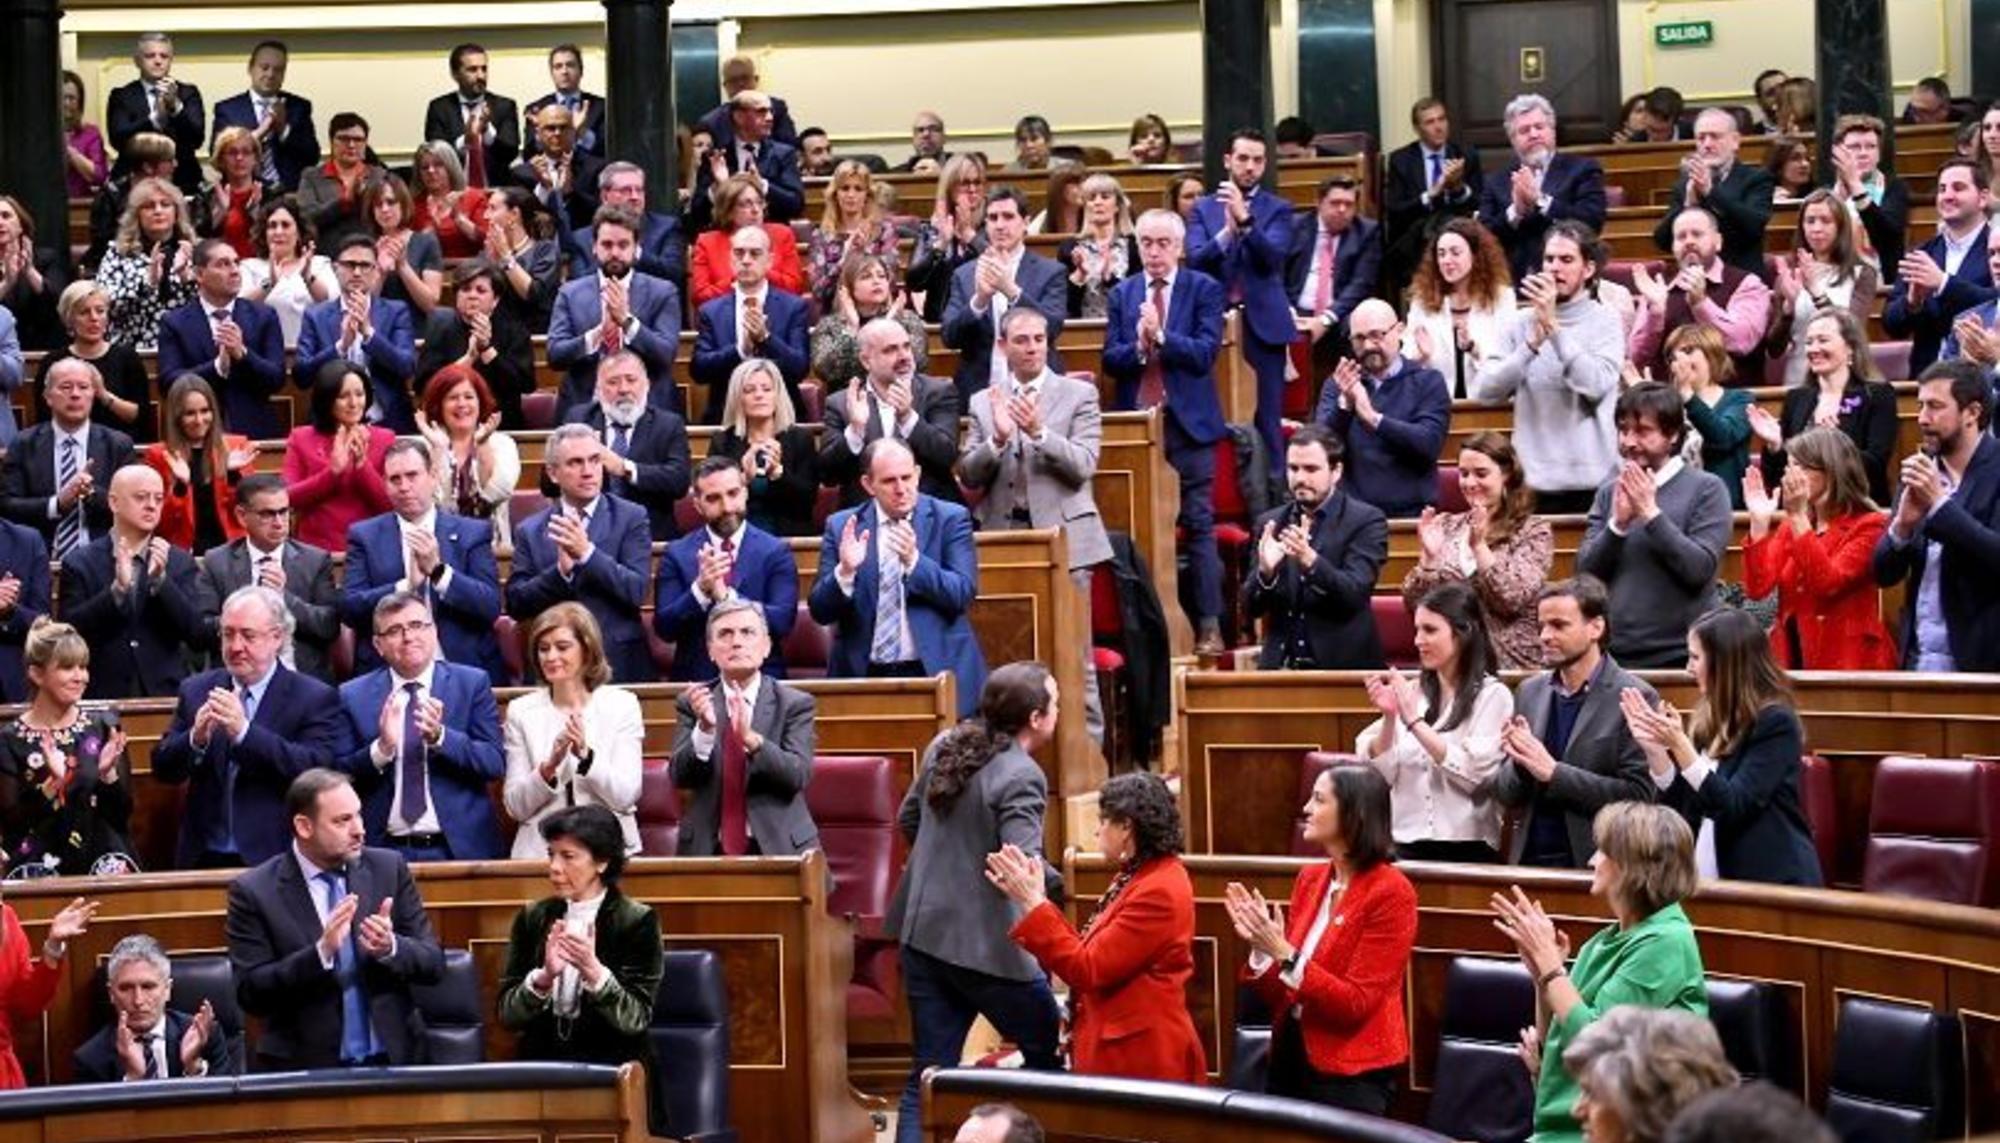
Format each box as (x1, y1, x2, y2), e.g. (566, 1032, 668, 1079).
(1012, 856, 1206, 1084)
(1743, 510, 1896, 670)
(0, 905, 60, 1089)
(1242, 860, 1416, 1077)
(689, 224, 807, 310)
(279, 424, 396, 553)
(145, 436, 254, 551)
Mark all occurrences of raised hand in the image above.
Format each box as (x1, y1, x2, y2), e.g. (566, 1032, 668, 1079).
(1632, 264, 1670, 312)
(115, 1009, 147, 1079)
(97, 728, 128, 783)
(356, 898, 396, 959)
(1221, 882, 1289, 960)
(1742, 466, 1779, 529)
(1256, 519, 1287, 576)
(687, 683, 717, 732)
(1411, 324, 1436, 366)
(884, 518, 918, 570)
(982, 843, 1047, 909)
(542, 918, 573, 980)
(179, 999, 217, 1073)
(1746, 403, 1783, 449)
(318, 892, 359, 961)
(836, 515, 871, 576)
(48, 896, 97, 943)
(1415, 507, 1447, 565)
(1501, 716, 1558, 781)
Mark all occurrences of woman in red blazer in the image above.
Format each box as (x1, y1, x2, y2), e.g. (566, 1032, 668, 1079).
(689, 174, 807, 309)
(988, 772, 1205, 1084)
(0, 893, 97, 1088)
(280, 361, 396, 553)
(1742, 427, 1896, 670)
(1224, 765, 1416, 1115)
(145, 375, 256, 552)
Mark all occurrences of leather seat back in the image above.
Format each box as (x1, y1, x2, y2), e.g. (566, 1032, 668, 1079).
(650, 948, 733, 1141)
(1824, 997, 1963, 1143)
(1424, 957, 1536, 1143)
(637, 758, 683, 856)
(803, 754, 903, 1022)
(412, 948, 485, 1065)
(1704, 978, 1794, 1090)
(1226, 983, 1274, 1093)
(1372, 597, 1418, 668)
(780, 603, 833, 679)
(1863, 756, 1999, 906)
(1799, 755, 1838, 882)
(88, 953, 247, 1076)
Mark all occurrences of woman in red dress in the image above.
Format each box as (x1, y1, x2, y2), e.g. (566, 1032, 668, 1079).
(988, 772, 1205, 1083)
(0, 892, 97, 1088)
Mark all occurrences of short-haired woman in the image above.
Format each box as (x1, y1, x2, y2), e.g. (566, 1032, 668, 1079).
(689, 175, 807, 309)
(36, 280, 155, 443)
(1403, 431, 1553, 669)
(987, 772, 1206, 1083)
(0, 618, 133, 874)
(711, 359, 820, 537)
(1223, 766, 1417, 1115)
(146, 374, 256, 552)
(1056, 173, 1139, 318)
(1751, 308, 1899, 504)
(498, 803, 667, 1133)
(61, 71, 108, 198)
(415, 363, 519, 553)
(203, 126, 278, 259)
(503, 603, 644, 859)
(1621, 608, 1824, 886)
(1492, 802, 1708, 1143)
(1564, 1006, 1738, 1143)
(410, 140, 489, 260)
(366, 173, 445, 315)
(809, 252, 927, 386)
(280, 360, 395, 552)
(238, 196, 338, 348)
(1631, 323, 1752, 508)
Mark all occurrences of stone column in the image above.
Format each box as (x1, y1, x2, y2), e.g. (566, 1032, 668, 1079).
(1201, 0, 1274, 185)
(1814, 0, 1894, 168)
(604, 0, 676, 215)
(0, 0, 69, 259)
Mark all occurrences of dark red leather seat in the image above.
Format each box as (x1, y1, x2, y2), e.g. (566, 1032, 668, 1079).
(1799, 754, 1838, 881)
(1862, 756, 2000, 906)
(520, 391, 559, 430)
(803, 755, 903, 1021)
(636, 758, 684, 857)
(781, 603, 832, 679)
(1434, 464, 1468, 513)
(1372, 596, 1418, 668)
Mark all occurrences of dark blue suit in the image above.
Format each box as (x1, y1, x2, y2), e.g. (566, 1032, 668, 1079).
(210, 91, 320, 189)
(156, 298, 289, 439)
(547, 271, 683, 415)
(688, 138, 805, 228)
(567, 213, 686, 284)
(1657, 706, 1821, 886)
(295, 296, 419, 433)
(940, 251, 1069, 402)
(1873, 434, 2000, 671)
(507, 493, 656, 684)
(337, 660, 506, 859)
(1187, 186, 1297, 463)
(1314, 357, 1453, 518)
(1477, 153, 1610, 281)
(653, 522, 799, 681)
(75, 1006, 238, 1080)
(0, 520, 49, 703)
(808, 496, 986, 717)
(690, 289, 811, 424)
(152, 664, 352, 867)
(1103, 268, 1228, 624)
(59, 536, 203, 700)
(1884, 223, 1999, 375)
(339, 511, 505, 682)
(1284, 215, 1383, 326)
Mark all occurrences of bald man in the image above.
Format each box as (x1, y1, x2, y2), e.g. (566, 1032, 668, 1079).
(507, 103, 606, 227)
(58, 465, 203, 699)
(1312, 299, 1452, 518)
(1652, 107, 1774, 275)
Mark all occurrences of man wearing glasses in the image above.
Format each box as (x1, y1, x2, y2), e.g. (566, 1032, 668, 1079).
(1311, 299, 1450, 519)
(194, 474, 340, 680)
(295, 234, 419, 432)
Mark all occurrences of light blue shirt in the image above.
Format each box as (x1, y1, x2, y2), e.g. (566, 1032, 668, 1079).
(231, 663, 279, 745)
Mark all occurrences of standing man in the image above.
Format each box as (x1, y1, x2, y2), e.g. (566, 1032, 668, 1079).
(338, 591, 507, 861)
(153, 585, 350, 868)
(1478, 94, 1608, 282)
(195, 474, 341, 681)
(941, 186, 1069, 405)
(1243, 426, 1387, 669)
(655, 457, 799, 681)
(58, 465, 202, 700)
(1651, 108, 1774, 277)
(1629, 206, 1772, 381)
(808, 438, 987, 718)
(0, 358, 135, 554)
(962, 306, 1111, 743)
(73, 934, 235, 1080)
(1285, 175, 1382, 381)
(509, 105, 607, 229)
(896, 111, 951, 172)
(1312, 299, 1451, 519)
(422, 44, 521, 189)
(567, 163, 687, 284)
(690, 226, 811, 422)
(696, 55, 799, 150)
(156, 239, 289, 440)
(1884, 159, 1997, 375)
(1382, 98, 1483, 299)
(688, 92, 805, 230)
(210, 41, 319, 191)
(1186, 128, 1296, 467)
(225, 768, 444, 1070)
(548, 207, 681, 415)
(295, 235, 420, 432)
(106, 33, 205, 193)
(524, 43, 605, 158)
(820, 318, 962, 507)
(669, 599, 820, 857)
(566, 352, 692, 542)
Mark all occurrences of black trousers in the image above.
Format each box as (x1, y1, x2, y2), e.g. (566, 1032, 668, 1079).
(1268, 1015, 1400, 1116)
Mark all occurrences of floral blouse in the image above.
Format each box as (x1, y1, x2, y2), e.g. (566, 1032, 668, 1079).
(810, 309, 929, 388)
(97, 245, 198, 353)
(804, 223, 902, 314)
(1401, 513, 1555, 670)
(0, 712, 133, 877)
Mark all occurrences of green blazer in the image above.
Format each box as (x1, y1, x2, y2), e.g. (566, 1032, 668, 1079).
(497, 889, 664, 1075)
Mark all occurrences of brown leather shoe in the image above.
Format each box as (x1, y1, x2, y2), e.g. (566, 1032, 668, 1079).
(1193, 623, 1225, 657)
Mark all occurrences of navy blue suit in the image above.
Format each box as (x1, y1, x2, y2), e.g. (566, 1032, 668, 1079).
(546, 271, 683, 415)
(1873, 434, 2000, 671)
(567, 213, 687, 284)
(940, 251, 1069, 402)
(653, 522, 799, 681)
(688, 138, 805, 228)
(295, 296, 419, 432)
(690, 290, 811, 424)
(0, 520, 50, 703)
(75, 1005, 238, 1079)
(156, 298, 289, 439)
(152, 665, 352, 867)
(59, 536, 203, 700)
(337, 660, 506, 859)
(1477, 153, 1610, 281)
(1314, 357, 1453, 518)
(507, 493, 656, 684)
(1883, 223, 1999, 375)
(211, 92, 320, 189)
(1284, 216, 1383, 326)
(1187, 186, 1297, 463)
(1657, 706, 1821, 886)
(339, 512, 505, 682)
(808, 496, 987, 718)
(564, 401, 692, 541)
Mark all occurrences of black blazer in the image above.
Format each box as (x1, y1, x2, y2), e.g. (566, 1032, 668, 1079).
(687, 139, 806, 229)
(1761, 380, 1900, 505)
(1653, 162, 1779, 276)
(224, 845, 444, 1070)
(1477, 153, 1609, 281)
(414, 308, 536, 429)
(211, 91, 320, 190)
(1853, 176, 1911, 272)
(1873, 434, 2000, 672)
(524, 91, 607, 157)
(106, 79, 206, 192)
(0, 422, 136, 544)
(74, 1006, 238, 1081)
(506, 150, 608, 233)
(58, 534, 202, 700)
(0, 520, 49, 703)
(711, 426, 820, 537)
(1242, 490, 1389, 669)
(1659, 705, 1822, 886)
(1382, 140, 1483, 254)
(422, 92, 522, 176)
(565, 401, 693, 541)
(1054, 233, 1140, 318)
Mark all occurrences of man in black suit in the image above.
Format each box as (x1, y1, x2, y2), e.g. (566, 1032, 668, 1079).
(1243, 426, 1388, 670)
(74, 934, 235, 1081)
(509, 104, 607, 231)
(1477, 93, 1609, 281)
(195, 475, 340, 680)
(106, 32, 205, 193)
(695, 54, 800, 150)
(0, 358, 134, 559)
(224, 768, 444, 1070)
(1382, 97, 1483, 300)
(941, 186, 1068, 403)
(670, 599, 820, 857)
(1651, 108, 1775, 277)
(59, 465, 202, 701)
(1285, 175, 1383, 380)
(209, 41, 319, 190)
(688, 91, 805, 231)
(523, 43, 605, 158)
(564, 351, 692, 541)
(820, 318, 962, 507)
(421, 43, 521, 189)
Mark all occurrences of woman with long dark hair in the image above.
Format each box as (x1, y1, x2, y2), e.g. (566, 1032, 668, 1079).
(1402, 431, 1552, 669)
(145, 374, 255, 552)
(1765, 189, 1877, 389)
(886, 662, 1066, 1143)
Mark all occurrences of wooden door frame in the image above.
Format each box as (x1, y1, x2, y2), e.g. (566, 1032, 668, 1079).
(1429, 0, 1623, 150)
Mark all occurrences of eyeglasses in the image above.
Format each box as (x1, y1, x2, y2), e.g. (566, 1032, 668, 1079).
(333, 133, 368, 145)
(377, 619, 434, 641)
(336, 259, 375, 271)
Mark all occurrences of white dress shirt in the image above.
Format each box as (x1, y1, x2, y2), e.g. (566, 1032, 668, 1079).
(688, 671, 763, 766)
(370, 660, 445, 836)
(396, 507, 456, 595)
(1355, 676, 1511, 850)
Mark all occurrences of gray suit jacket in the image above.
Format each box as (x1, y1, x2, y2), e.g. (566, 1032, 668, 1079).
(1491, 656, 1657, 865)
(886, 738, 1059, 981)
(668, 675, 820, 857)
(960, 369, 1112, 570)
(195, 539, 340, 681)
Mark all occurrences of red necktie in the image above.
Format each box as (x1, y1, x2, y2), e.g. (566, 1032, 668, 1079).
(1313, 230, 1337, 314)
(719, 689, 749, 856)
(602, 289, 623, 355)
(720, 534, 737, 587)
(1138, 277, 1168, 409)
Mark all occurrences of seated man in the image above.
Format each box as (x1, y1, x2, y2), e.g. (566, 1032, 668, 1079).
(225, 768, 444, 1070)
(74, 934, 235, 1081)
(1491, 576, 1656, 868)
(338, 439, 505, 682)
(1244, 426, 1387, 669)
(338, 590, 506, 861)
(807, 438, 986, 717)
(194, 474, 339, 680)
(819, 317, 961, 508)
(941, 186, 1067, 403)
(1651, 108, 1775, 276)
(566, 162, 687, 284)
(1901, 76, 1962, 125)
(1629, 206, 1771, 382)
(654, 457, 798, 682)
(153, 584, 350, 868)
(1576, 383, 1732, 669)
(565, 350, 691, 541)
(0, 357, 135, 555)
(155, 239, 288, 439)
(690, 225, 810, 423)
(1311, 298, 1450, 519)
(295, 234, 419, 433)
(548, 206, 681, 415)
(669, 598, 820, 857)
(1477, 93, 1608, 282)
(508, 424, 654, 684)
(59, 464, 201, 700)
(507, 103, 606, 230)
(1873, 360, 2000, 671)
(1285, 175, 1381, 378)
(0, 518, 51, 703)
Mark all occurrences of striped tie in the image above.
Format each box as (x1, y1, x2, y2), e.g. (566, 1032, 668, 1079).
(54, 436, 82, 560)
(258, 99, 281, 184)
(871, 521, 906, 664)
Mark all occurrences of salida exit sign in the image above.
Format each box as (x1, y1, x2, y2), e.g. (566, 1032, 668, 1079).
(1655, 19, 1715, 47)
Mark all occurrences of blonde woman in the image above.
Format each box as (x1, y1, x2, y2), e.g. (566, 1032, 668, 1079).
(0, 619, 133, 875)
(503, 603, 644, 858)
(96, 177, 197, 350)
(711, 358, 820, 536)
(410, 140, 489, 259)
(36, 280, 155, 442)
(806, 160, 899, 312)
(1056, 173, 1139, 318)
(204, 126, 274, 258)
(908, 154, 988, 321)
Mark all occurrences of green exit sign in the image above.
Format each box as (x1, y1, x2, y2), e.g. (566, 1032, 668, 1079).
(1655, 19, 1715, 47)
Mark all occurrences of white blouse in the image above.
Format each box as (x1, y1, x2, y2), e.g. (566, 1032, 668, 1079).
(433, 430, 522, 551)
(239, 255, 338, 347)
(503, 685, 645, 858)
(1402, 294, 1519, 394)
(1355, 675, 1512, 850)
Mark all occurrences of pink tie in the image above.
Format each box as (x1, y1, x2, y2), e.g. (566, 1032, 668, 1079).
(1313, 230, 1337, 314)
(1139, 277, 1168, 410)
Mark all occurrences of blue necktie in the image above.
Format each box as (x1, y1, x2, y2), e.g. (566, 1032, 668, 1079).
(317, 869, 374, 1064)
(54, 436, 82, 559)
(1429, 152, 1443, 187)
(398, 681, 428, 827)
(871, 520, 906, 665)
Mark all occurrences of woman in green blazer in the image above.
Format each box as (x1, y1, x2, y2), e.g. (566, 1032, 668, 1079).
(498, 804, 666, 1133)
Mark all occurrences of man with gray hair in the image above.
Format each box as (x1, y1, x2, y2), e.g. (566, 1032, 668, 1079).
(821, 317, 962, 507)
(106, 32, 206, 192)
(566, 349, 691, 541)
(74, 934, 235, 1080)
(566, 161, 687, 283)
(155, 583, 351, 868)
(1478, 93, 1608, 280)
(1652, 106, 1774, 275)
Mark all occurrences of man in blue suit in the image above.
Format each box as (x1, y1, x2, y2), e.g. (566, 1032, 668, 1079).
(209, 41, 318, 190)
(566, 162, 686, 283)
(566, 353, 692, 541)
(156, 240, 288, 439)
(656, 456, 799, 681)
(1104, 209, 1231, 655)
(941, 186, 1067, 404)
(1187, 128, 1299, 471)
(1284, 175, 1383, 382)
(548, 207, 682, 415)
(690, 225, 810, 423)
(508, 424, 656, 684)
(339, 439, 505, 682)
(1884, 159, 1998, 375)
(296, 235, 419, 432)
(1478, 93, 1609, 282)
(809, 438, 986, 717)
(153, 583, 351, 868)
(687, 90, 804, 230)
(0, 519, 50, 703)
(0, 305, 22, 449)
(338, 590, 506, 861)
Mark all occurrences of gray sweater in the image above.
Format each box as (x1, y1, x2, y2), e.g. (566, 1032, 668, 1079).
(1470, 295, 1624, 494)
(1576, 464, 1734, 668)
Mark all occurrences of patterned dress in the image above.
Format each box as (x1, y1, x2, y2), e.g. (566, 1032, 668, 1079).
(0, 711, 134, 876)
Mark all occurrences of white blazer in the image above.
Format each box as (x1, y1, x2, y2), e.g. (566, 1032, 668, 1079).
(1401, 293, 1519, 387)
(503, 684, 645, 857)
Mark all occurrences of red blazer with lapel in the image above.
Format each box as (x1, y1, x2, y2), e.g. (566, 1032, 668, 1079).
(1743, 509, 1896, 670)
(1011, 856, 1206, 1083)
